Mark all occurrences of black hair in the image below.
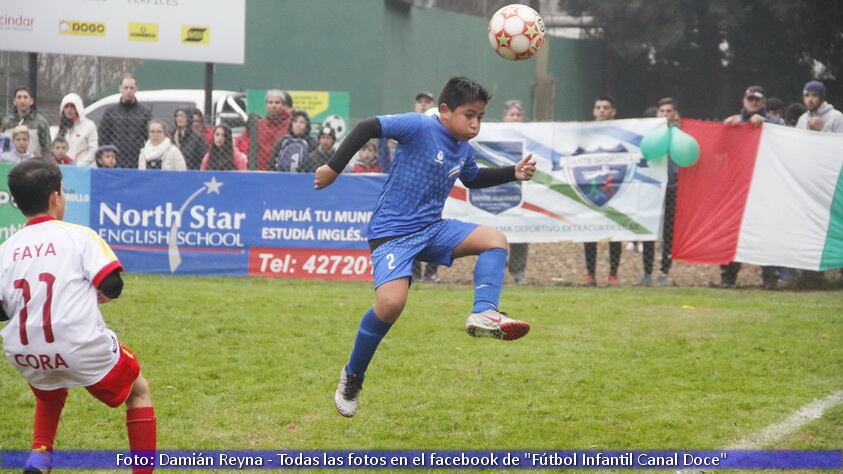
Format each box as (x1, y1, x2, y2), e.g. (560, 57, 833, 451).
(657, 97, 678, 110)
(13, 86, 32, 97)
(207, 124, 235, 171)
(784, 102, 807, 126)
(766, 97, 784, 112)
(437, 76, 491, 111)
(8, 159, 62, 216)
(290, 110, 312, 138)
(595, 94, 616, 107)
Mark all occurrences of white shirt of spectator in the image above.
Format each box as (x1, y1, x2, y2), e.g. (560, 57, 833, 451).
(0, 218, 123, 390)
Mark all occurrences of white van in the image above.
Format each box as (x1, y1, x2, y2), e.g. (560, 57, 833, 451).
(83, 89, 248, 132)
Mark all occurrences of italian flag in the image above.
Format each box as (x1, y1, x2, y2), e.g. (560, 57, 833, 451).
(673, 119, 843, 271)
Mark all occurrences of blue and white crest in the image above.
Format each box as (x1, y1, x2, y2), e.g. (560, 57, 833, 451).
(466, 140, 525, 214)
(563, 144, 639, 208)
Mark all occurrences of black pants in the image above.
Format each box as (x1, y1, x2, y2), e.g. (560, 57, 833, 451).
(642, 185, 676, 275)
(412, 261, 438, 279)
(508, 243, 528, 274)
(584, 242, 622, 277)
(720, 262, 779, 285)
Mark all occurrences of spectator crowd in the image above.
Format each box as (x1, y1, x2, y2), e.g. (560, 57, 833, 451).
(2, 72, 841, 289)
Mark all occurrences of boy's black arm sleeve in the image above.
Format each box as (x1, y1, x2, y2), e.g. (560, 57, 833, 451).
(0, 305, 7, 321)
(98, 270, 124, 300)
(462, 166, 517, 189)
(327, 117, 382, 174)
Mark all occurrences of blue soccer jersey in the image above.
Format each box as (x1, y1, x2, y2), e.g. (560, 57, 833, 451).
(368, 113, 479, 239)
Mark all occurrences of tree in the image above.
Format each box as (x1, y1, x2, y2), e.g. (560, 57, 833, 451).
(559, 0, 843, 119)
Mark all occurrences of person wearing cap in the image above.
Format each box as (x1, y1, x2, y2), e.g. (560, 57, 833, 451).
(719, 85, 783, 289)
(796, 80, 843, 133)
(415, 92, 435, 113)
(300, 125, 337, 173)
(94, 144, 120, 168)
(723, 86, 784, 128)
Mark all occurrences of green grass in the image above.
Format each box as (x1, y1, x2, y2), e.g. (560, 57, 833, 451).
(1, 275, 842, 473)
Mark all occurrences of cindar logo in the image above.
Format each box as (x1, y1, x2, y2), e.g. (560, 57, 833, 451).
(181, 25, 209, 44)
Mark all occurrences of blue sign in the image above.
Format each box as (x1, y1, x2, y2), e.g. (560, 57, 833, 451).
(86, 170, 385, 275)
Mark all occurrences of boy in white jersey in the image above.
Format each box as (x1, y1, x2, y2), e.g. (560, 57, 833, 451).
(0, 160, 156, 474)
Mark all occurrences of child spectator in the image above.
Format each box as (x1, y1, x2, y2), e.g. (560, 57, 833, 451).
(0, 125, 35, 163)
(50, 137, 75, 165)
(200, 125, 247, 171)
(300, 126, 337, 172)
(95, 145, 119, 169)
(271, 111, 316, 172)
(352, 139, 381, 173)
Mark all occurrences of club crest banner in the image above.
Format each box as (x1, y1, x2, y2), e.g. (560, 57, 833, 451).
(444, 118, 669, 243)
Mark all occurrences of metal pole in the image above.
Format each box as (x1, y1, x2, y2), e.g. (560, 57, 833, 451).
(532, 1, 554, 121)
(204, 62, 214, 123)
(27, 52, 38, 103)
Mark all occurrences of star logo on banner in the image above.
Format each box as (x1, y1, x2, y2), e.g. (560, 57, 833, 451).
(204, 176, 223, 194)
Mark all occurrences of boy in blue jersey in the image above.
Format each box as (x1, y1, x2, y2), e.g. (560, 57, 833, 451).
(314, 77, 537, 418)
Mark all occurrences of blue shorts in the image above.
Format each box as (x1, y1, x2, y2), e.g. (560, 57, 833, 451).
(370, 219, 478, 288)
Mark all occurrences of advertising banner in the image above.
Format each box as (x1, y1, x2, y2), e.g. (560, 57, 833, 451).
(0, 0, 245, 64)
(444, 118, 669, 243)
(89, 170, 381, 279)
(0, 119, 671, 279)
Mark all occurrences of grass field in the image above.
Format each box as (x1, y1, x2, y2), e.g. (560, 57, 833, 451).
(1, 275, 841, 473)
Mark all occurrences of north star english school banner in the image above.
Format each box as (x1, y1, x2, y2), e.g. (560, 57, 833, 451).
(444, 118, 670, 243)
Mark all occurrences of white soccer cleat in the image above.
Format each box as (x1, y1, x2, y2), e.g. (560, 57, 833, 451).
(465, 309, 530, 341)
(334, 367, 363, 418)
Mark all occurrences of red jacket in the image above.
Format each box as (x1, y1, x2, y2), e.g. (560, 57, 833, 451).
(235, 111, 291, 171)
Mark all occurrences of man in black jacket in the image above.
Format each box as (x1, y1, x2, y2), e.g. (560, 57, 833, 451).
(99, 73, 152, 168)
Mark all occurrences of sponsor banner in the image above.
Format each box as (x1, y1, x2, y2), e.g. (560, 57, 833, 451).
(246, 90, 350, 138)
(0, 0, 244, 64)
(88, 169, 381, 276)
(444, 119, 669, 243)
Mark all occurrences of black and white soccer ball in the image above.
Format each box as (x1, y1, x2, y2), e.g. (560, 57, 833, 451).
(322, 115, 346, 140)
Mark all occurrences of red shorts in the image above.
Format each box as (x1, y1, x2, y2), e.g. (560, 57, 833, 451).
(30, 344, 141, 408)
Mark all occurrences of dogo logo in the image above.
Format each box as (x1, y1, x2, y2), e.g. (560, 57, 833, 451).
(59, 20, 106, 36)
(0, 191, 17, 209)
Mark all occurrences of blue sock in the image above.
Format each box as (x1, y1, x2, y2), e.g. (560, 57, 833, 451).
(346, 307, 393, 377)
(472, 247, 508, 313)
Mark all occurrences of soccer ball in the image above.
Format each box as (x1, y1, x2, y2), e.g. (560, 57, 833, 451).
(322, 115, 346, 140)
(488, 4, 546, 61)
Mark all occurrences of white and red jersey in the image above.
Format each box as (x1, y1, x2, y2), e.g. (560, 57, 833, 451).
(0, 216, 123, 390)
